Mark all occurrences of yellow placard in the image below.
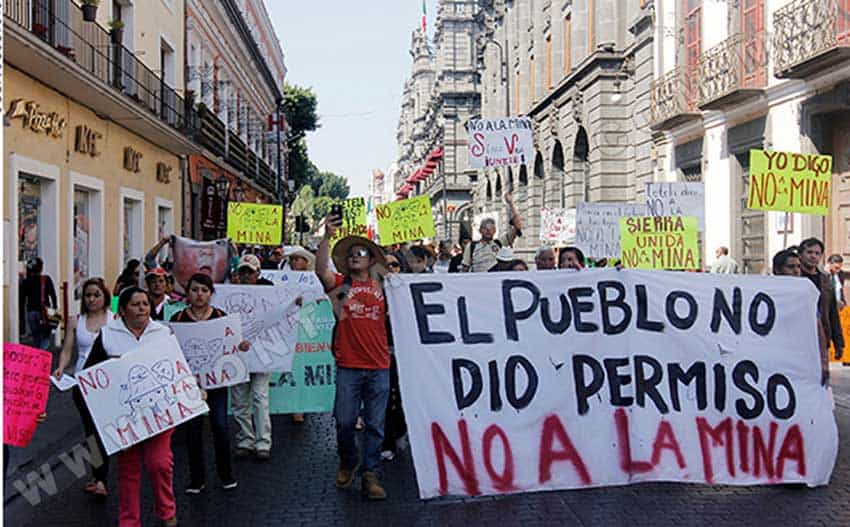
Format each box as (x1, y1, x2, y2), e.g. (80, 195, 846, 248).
(620, 216, 700, 270)
(329, 197, 368, 246)
(375, 195, 437, 245)
(747, 149, 832, 215)
(226, 202, 282, 246)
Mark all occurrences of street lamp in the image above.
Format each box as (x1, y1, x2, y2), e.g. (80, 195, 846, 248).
(273, 97, 287, 244)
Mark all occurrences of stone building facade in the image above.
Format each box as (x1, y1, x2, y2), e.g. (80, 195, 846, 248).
(650, 0, 850, 273)
(474, 0, 655, 261)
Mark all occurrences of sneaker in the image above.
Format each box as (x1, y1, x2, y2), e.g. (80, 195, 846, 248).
(234, 447, 254, 458)
(355, 416, 365, 431)
(185, 482, 205, 495)
(255, 450, 271, 461)
(336, 465, 357, 488)
(221, 478, 238, 490)
(361, 471, 387, 500)
(380, 450, 395, 461)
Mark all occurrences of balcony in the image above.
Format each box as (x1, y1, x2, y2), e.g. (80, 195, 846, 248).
(773, 0, 850, 78)
(4, 0, 199, 153)
(649, 66, 702, 131)
(697, 32, 767, 111)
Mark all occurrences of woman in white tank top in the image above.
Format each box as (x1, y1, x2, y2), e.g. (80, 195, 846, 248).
(54, 278, 112, 499)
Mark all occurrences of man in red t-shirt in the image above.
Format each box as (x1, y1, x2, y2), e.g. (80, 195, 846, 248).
(316, 215, 390, 501)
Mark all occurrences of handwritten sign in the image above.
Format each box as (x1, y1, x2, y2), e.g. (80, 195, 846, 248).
(540, 207, 576, 245)
(747, 150, 832, 215)
(575, 202, 648, 259)
(375, 195, 437, 245)
(386, 271, 837, 498)
(259, 270, 326, 305)
(329, 197, 367, 246)
(468, 117, 534, 168)
(77, 335, 208, 455)
(226, 202, 283, 245)
(3, 344, 51, 447)
(169, 314, 248, 389)
(620, 216, 700, 270)
(645, 182, 705, 231)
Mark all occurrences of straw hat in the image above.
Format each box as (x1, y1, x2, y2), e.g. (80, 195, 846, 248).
(286, 246, 316, 270)
(331, 236, 386, 275)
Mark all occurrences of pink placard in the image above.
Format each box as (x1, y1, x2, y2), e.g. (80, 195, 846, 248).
(4, 343, 52, 447)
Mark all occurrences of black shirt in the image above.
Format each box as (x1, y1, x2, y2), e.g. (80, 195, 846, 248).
(20, 274, 57, 312)
(802, 269, 821, 292)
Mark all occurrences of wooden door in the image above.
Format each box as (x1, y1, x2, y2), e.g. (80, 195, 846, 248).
(827, 122, 850, 268)
(741, 0, 766, 88)
(684, 0, 702, 106)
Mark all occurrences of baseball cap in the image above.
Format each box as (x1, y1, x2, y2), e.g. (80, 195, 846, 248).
(237, 254, 261, 272)
(145, 267, 168, 279)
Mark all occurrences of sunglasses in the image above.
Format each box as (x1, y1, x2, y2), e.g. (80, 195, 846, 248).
(347, 248, 370, 258)
(387, 261, 401, 268)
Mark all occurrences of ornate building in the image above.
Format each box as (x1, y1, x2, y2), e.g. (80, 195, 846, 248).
(474, 0, 655, 260)
(650, 0, 850, 273)
(395, 0, 482, 242)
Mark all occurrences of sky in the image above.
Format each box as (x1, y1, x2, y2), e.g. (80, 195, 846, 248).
(265, 0, 440, 198)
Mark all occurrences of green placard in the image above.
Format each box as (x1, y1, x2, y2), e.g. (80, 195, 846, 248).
(620, 216, 700, 270)
(328, 197, 367, 247)
(226, 202, 283, 245)
(747, 149, 832, 215)
(375, 195, 437, 245)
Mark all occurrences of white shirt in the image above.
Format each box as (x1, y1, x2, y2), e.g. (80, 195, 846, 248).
(74, 311, 112, 373)
(100, 316, 171, 358)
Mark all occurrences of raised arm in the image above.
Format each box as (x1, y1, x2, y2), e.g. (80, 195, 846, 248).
(144, 237, 171, 270)
(505, 191, 522, 233)
(316, 214, 340, 291)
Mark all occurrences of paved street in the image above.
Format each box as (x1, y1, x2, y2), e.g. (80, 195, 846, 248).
(3, 365, 850, 527)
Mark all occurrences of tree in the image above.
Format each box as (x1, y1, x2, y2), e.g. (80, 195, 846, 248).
(316, 171, 350, 200)
(283, 83, 319, 139)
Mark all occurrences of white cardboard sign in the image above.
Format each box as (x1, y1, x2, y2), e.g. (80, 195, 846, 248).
(169, 314, 248, 389)
(540, 207, 577, 245)
(645, 182, 706, 231)
(468, 117, 534, 168)
(576, 202, 648, 259)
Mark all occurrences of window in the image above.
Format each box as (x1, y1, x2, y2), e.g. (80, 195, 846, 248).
(530, 55, 536, 104)
(588, 0, 595, 54)
(155, 199, 175, 261)
(546, 35, 553, 89)
(69, 173, 104, 304)
(73, 189, 90, 300)
(684, 0, 702, 104)
(19, 175, 43, 264)
(564, 15, 572, 74)
(120, 189, 144, 266)
(741, 0, 765, 88)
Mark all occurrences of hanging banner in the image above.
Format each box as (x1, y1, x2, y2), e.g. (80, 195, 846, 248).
(226, 202, 283, 245)
(169, 314, 249, 390)
(259, 270, 327, 304)
(540, 207, 577, 245)
(375, 195, 437, 245)
(620, 216, 701, 270)
(3, 344, 51, 447)
(576, 202, 648, 259)
(77, 335, 208, 455)
(170, 236, 231, 293)
(386, 272, 838, 499)
(269, 300, 337, 414)
(468, 117, 534, 168)
(211, 285, 301, 373)
(747, 150, 832, 215)
(328, 197, 368, 246)
(645, 182, 705, 231)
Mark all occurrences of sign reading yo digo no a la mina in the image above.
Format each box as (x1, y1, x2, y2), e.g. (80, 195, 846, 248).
(747, 150, 832, 215)
(620, 216, 700, 270)
(226, 202, 283, 245)
(386, 271, 838, 499)
(468, 117, 534, 169)
(376, 195, 437, 245)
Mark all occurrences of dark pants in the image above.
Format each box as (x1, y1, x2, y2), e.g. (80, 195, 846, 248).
(26, 310, 51, 350)
(334, 367, 390, 474)
(185, 388, 232, 485)
(381, 356, 407, 453)
(72, 387, 110, 484)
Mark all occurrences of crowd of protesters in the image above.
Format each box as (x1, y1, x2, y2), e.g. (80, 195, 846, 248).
(10, 190, 848, 525)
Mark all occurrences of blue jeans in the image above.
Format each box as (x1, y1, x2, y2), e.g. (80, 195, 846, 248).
(334, 367, 390, 473)
(185, 388, 232, 484)
(26, 310, 51, 350)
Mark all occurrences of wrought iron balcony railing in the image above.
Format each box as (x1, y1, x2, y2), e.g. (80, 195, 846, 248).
(697, 31, 767, 110)
(773, 0, 850, 77)
(649, 66, 701, 130)
(5, 0, 197, 135)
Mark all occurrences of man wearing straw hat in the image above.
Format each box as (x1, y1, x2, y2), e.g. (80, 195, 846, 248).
(316, 213, 391, 501)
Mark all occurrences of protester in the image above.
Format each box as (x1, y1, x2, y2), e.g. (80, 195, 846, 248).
(316, 214, 391, 501)
(558, 246, 586, 271)
(535, 246, 557, 270)
(113, 259, 142, 296)
(433, 241, 453, 273)
(462, 191, 522, 272)
(407, 245, 434, 274)
(448, 235, 471, 273)
(262, 247, 285, 270)
(488, 247, 527, 272)
(53, 277, 112, 499)
(19, 257, 58, 350)
(710, 246, 739, 274)
(827, 254, 846, 308)
(773, 249, 829, 385)
(230, 254, 275, 460)
(144, 237, 172, 271)
(799, 238, 844, 361)
(284, 246, 317, 424)
(384, 253, 402, 274)
(144, 268, 172, 321)
(171, 273, 247, 493)
(83, 287, 178, 527)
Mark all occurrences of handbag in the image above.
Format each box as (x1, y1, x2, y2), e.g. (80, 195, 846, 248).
(39, 276, 61, 331)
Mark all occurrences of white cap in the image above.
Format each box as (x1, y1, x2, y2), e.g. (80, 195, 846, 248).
(496, 247, 515, 262)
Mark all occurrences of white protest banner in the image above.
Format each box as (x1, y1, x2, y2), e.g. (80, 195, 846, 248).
(645, 182, 706, 231)
(259, 270, 327, 305)
(386, 271, 837, 499)
(211, 284, 301, 373)
(77, 335, 208, 455)
(576, 202, 648, 259)
(468, 117, 534, 168)
(169, 314, 248, 389)
(540, 208, 576, 245)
